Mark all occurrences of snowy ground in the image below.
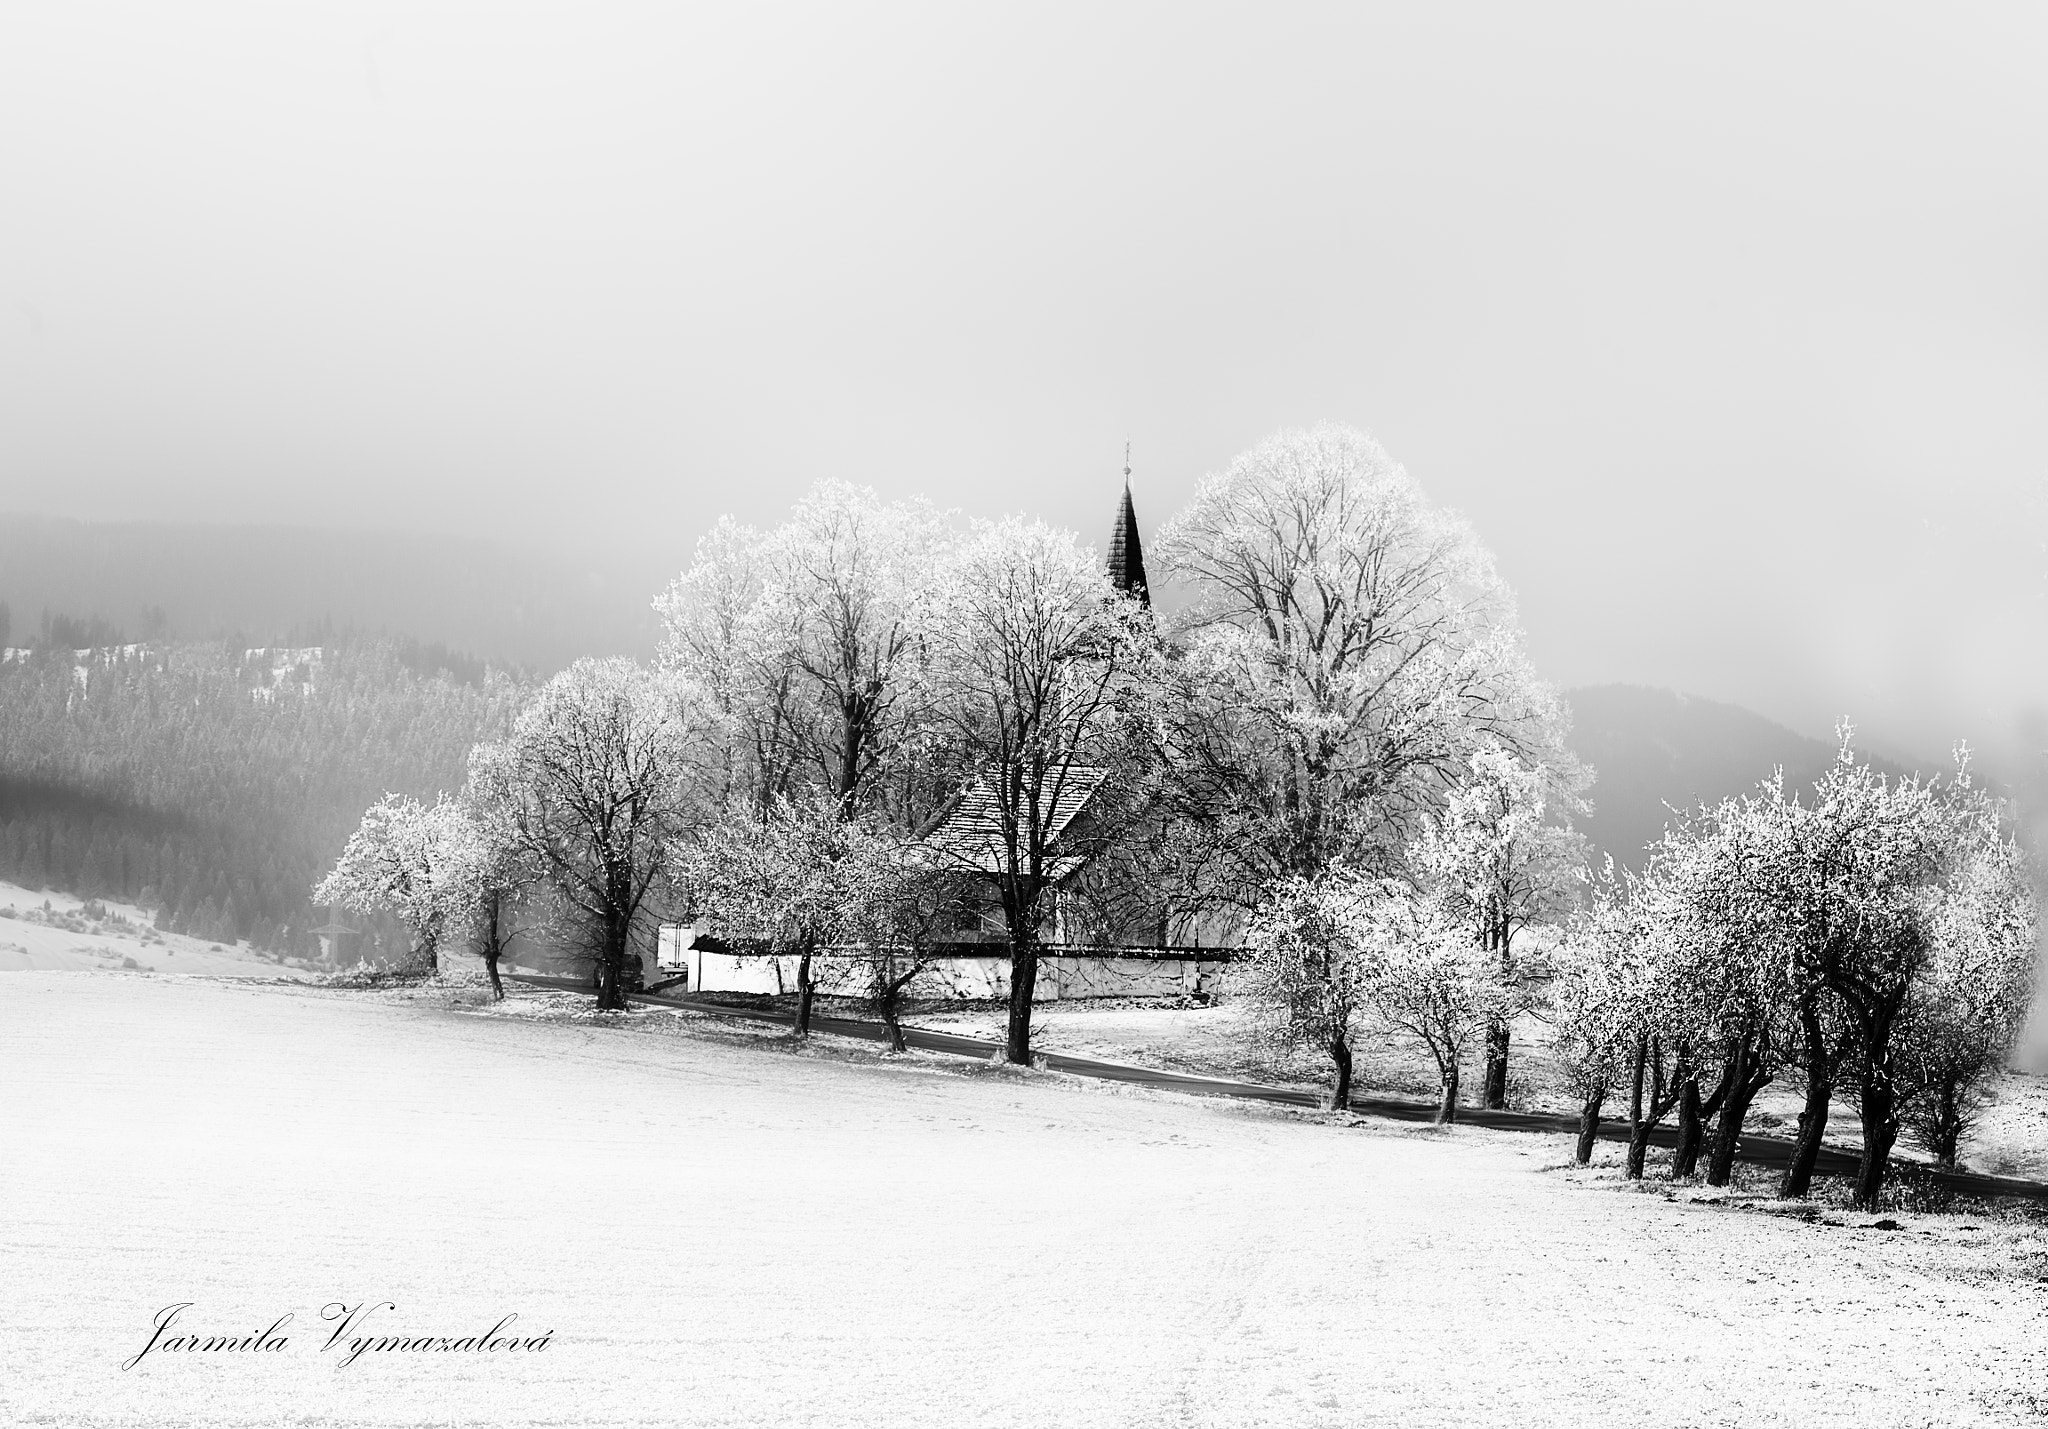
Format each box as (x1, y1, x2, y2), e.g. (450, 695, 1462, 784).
(6, 973, 2048, 1428)
(905, 999, 2048, 1180)
(0, 881, 317, 979)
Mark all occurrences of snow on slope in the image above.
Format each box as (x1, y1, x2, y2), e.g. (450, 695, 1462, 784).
(0, 882, 316, 978)
(4, 975, 2045, 1428)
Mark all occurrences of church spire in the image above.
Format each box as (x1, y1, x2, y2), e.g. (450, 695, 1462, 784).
(1106, 442, 1150, 606)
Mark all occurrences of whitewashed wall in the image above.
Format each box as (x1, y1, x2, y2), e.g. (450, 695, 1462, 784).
(681, 948, 1228, 1002)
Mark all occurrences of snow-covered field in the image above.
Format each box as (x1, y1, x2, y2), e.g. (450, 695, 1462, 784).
(0, 881, 317, 979)
(6, 972, 2048, 1428)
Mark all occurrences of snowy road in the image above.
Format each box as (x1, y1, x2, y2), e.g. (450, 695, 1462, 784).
(4, 971, 2045, 1427)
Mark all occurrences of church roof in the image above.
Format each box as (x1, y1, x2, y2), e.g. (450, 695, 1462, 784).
(916, 766, 1110, 876)
(1107, 476, 1149, 605)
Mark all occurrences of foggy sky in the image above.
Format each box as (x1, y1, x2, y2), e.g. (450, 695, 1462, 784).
(3, 3, 2045, 781)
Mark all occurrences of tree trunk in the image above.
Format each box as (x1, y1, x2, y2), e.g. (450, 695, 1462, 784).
(1671, 1075, 1706, 1179)
(794, 942, 815, 1038)
(482, 895, 505, 1001)
(1575, 1090, 1604, 1165)
(1005, 941, 1038, 1065)
(1329, 1028, 1354, 1111)
(1852, 1065, 1900, 1210)
(876, 959, 910, 1054)
(1625, 1036, 1651, 1179)
(596, 950, 624, 1012)
(1671, 1056, 1734, 1179)
(1483, 1017, 1511, 1110)
(1779, 1019, 1833, 1199)
(1928, 1082, 1961, 1172)
(1434, 1060, 1460, 1125)
(1705, 1041, 1758, 1188)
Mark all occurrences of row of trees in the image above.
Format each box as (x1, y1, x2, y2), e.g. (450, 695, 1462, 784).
(1237, 729, 2036, 1207)
(1546, 738, 2034, 1207)
(1232, 742, 1585, 1115)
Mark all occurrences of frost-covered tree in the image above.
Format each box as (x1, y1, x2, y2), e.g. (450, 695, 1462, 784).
(655, 483, 957, 826)
(923, 516, 1152, 1064)
(1547, 879, 1642, 1164)
(1154, 424, 1568, 916)
(1635, 790, 1807, 1188)
(445, 741, 539, 1000)
(682, 792, 967, 1046)
(1773, 738, 1984, 1207)
(313, 794, 468, 974)
(756, 480, 955, 818)
(654, 517, 801, 814)
(1563, 851, 1732, 1183)
(1706, 757, 1878, 1200)
(1358, 885, 1514, 1125)
(1230, 873, 1377, 1108)
(841, 834, 969, 1053)
(680, 792, 866, 1037)
(1411, 742, 1589, 1109)
(657, 486, 960, 1031)
(1893, 824, 2036, 1168)
(494, 658, 702, 1011)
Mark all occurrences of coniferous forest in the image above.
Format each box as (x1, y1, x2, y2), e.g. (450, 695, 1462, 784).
(0, 638, 525, 956)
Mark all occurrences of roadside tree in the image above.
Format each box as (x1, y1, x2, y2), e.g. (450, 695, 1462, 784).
(313, 794, 467, 975)
(1411, 742, 1589, 1108)
(494, 658, 702, 1012)
(923, 516, 1152, 1064)
(1231, 872, 1378, 1108)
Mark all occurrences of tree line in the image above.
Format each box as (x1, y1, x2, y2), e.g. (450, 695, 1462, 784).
(314, 424, 2036, 1209)
(0, 639, 524, 955)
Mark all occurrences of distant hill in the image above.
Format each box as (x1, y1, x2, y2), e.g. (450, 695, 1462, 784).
(0, 639, 526, 958)
(1564, 684, 1917, 868)
(0, 513, 675, 673)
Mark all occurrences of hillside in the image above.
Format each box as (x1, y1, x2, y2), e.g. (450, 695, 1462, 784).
(1566, 684, 1916, 867)
(0, 640, 525, 956)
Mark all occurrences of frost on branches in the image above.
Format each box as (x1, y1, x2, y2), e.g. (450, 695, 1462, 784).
(920, 515, 1153, 1065)
(1557, 729, 2038, 1205)
(1152, 424, 1570, 913)
(489, 658, 703, 1012)
(1232, 874, 1376, 1109)
(313, 794, 471, 975)
(679, 792, 963, 1049)
(1409, 742, 1589, 1109)
(654, 481, 956, 824)
(1233, 873, 1514, 1121)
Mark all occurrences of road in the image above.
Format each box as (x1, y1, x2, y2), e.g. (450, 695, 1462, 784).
(509, 973, 2048, 1204)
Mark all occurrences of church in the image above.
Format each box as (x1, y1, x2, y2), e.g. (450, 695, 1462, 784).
(660, 460, 1241, 1001)
(908, 456, 1238, 954)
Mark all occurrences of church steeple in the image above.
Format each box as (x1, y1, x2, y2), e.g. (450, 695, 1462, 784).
(1106, 442, 1150, 606)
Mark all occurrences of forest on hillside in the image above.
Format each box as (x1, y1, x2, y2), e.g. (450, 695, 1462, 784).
(0, 639, 525, 956)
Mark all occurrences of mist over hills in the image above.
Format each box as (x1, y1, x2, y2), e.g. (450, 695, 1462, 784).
(5, 513, 1960, 881)
(1565, 684, 1920, 868)
(0, 513, 673, 672)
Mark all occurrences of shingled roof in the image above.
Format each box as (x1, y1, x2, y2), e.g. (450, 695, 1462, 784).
(916, 766, 1111, 876)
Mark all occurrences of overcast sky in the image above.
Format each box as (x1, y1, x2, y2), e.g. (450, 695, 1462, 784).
(3, 3, 2044, 779)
